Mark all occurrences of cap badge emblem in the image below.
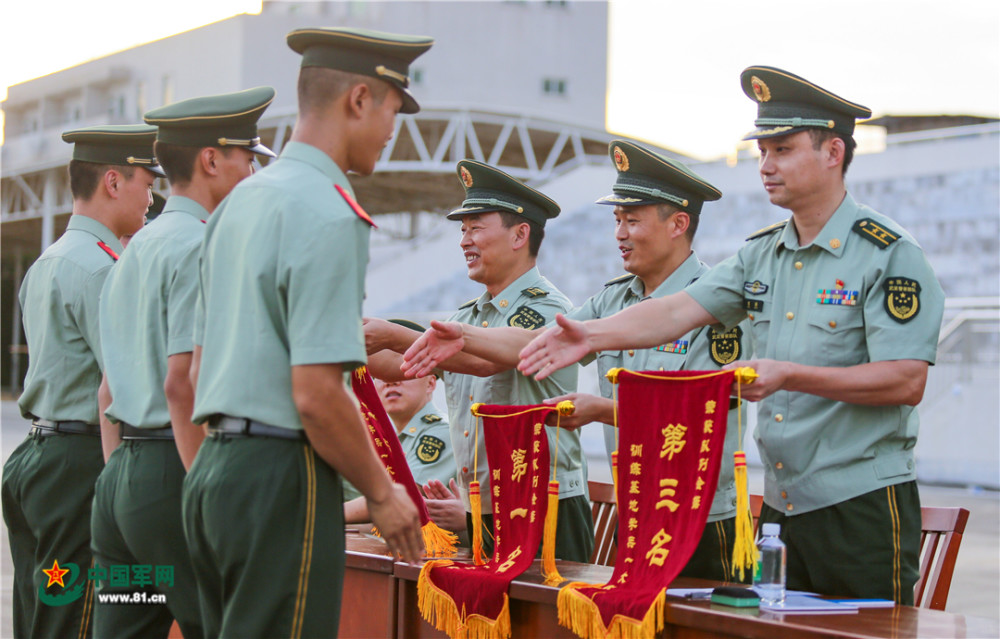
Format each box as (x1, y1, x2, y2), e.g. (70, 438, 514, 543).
(460, 166, 474, 188)
(613, 146, 629, 172)
(751, 76, 771, 102)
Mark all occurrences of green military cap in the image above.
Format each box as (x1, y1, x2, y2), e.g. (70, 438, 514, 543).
(62, 124, 165, 177)
(597, 140, 721, 215)
(446, 160, 560, 227)
(143, 87, 276, 157)
(286, 27, 434, 115)
(740, 66, 872, 140)
(146, 192, 167, 224)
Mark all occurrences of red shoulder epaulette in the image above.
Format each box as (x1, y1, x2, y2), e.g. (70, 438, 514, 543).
(335, 184, 377, 228)
(97, 241, 119, 261)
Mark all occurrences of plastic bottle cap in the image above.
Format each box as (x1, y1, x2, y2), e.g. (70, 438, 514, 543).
(761, 523, 781, 536)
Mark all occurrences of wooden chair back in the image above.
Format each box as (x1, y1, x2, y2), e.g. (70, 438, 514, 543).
(749, 493, 763, 536)
(588, 481, 618, 566)
(915, 506, 970, 610)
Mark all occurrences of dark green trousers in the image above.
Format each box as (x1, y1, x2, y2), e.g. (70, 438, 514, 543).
(466, 494, 595, 564)
(182, 434, 345, 638)
(678, 516, 748, 583)
(759, 481, 921, 604)
(2, 429, 104, 639)
(90, 439, 203, 639)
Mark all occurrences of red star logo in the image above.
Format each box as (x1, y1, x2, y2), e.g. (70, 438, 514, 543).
(42, 559, 70, 588)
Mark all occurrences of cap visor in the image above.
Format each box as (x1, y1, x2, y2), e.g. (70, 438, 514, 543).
(446, 205, 495, 220)
(595, 193, 658, 206)
(147, 165, 167, 178)
(250, 143, 277, 158)
(400, 88, 420, 115)
(741, 125, 810, 141)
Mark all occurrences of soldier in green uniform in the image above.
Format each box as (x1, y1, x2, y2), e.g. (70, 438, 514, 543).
(516, 66, 945, 604)
(403, 141, 750, 579)
(364, 160, 594, 562)
(2, 125, 162, 639)
(92, 87, 276, 639)
(344, 321, 454, 523)
(182, 28, 431, 637)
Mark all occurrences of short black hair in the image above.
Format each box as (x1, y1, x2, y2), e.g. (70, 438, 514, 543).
(497, 210, 544, 257)
(68, 160, 136, 201)
(297, 66, 391, 115)
(808, 129, 856, 176)
(656, 203, 699, 243)
(154, 141, 240, 186)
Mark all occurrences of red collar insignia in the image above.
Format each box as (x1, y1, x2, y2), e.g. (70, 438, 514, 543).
(335, 184, 377, 228)
(97, 241, 119, 261)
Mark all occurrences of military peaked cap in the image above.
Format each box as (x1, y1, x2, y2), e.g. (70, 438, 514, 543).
(447, 160, 560, 227)
(62, 124, 165, 177)
(287, 27, 433, 114)
(597, 140, 721, 214)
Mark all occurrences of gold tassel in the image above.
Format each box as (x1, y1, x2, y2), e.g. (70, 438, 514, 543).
(730, 451, 758, 581)
(542, 481, 562, 585)
(469, 481, 487, 566)
(422, 520, 459, 558)
(611, 451, 619, 499)
(558, 583, 666, 639)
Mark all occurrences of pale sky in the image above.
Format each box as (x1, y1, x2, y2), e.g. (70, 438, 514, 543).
(2, 0, 998, 159)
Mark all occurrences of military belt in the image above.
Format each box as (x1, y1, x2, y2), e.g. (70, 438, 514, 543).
(120, 422, 174, 440)
(209, 416, 308, 441)
(31, 419, 101, 437)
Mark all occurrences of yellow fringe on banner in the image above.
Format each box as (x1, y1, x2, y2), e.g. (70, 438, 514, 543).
(469, 481, 487, 565)
(557, 583, 667, 639)
(418, 560, 512, 639)
(542, 481, 562, 585)
(731, 451, 758, 581)
(610, 451, 619, 500)
(423, 520, 459, 557)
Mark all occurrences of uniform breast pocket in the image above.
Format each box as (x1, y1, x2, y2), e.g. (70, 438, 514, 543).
(807, 308, 867, 366)
(745, 296, 773, 358)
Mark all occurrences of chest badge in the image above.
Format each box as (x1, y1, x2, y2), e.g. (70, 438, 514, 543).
(417, 435, 446, 464)
(655, 340, 688, 354)
(817, 279, 859, 306)
(709, 326, 743, 366)
(743, 280, 768, 295)
(884, 277, 921, 323)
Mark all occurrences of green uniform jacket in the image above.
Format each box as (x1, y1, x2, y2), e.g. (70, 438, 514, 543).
(342, 401, 454, 501)
(192, 142, 369, 428)
(687, 193, 944, 515)
(101, 196, 207, 427)
(445, 267, 585, 512)
(19, 216, 123, 423)
(568, 252, 748, 522)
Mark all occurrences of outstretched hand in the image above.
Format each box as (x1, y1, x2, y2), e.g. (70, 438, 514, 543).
(401, 320, 464, 378)
(421, 478, 466, 533)
(518, 313, 590, 380)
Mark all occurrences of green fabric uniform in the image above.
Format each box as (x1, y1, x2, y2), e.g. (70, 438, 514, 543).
(91, 196, 209, 639)
(445, 267, 593, 562)
(568, 252, 749, 580)
(2, 215, 121, 638)
(184, 141, 368, 637)
(686, 193, 944, 601)
(343, 401, 454, 501)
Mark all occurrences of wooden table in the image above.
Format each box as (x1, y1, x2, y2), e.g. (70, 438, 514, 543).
(341, 535, 999, 639)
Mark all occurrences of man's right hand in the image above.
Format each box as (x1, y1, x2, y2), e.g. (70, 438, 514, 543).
(367, 483, 425, 564)
(519, 313, 591, 379)
(542, 392, 613, 430)
(402, 320, 465, 377)
(421, 478, 467, 533)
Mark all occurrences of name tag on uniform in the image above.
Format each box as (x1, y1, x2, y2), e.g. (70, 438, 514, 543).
(655, 340, 688, 354)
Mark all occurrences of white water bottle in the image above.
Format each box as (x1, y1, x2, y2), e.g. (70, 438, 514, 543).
(754, 523, 786, 605)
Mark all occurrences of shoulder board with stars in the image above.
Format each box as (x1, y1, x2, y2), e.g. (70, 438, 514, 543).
(604, 274, 633, 287)
(852, 218, 899, 249)
(521, 287, 549, 298)
(745, 220, 788, 241)
(458, 297, 478, 310)
(421, 413, 443, 424)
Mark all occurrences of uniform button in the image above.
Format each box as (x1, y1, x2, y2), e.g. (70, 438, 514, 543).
(786, 312, 794, 320)
(463, 430, 469, 437)
(786, 503, 794, 512)
(409, 427, 416, 433)
(907, 460, 914, 470)
(829, 320, 837, 328)
(748, 313, 755, 320)
(469, 394, 473, 401)
(781, 491, 787, 499)
(794, 261, 803, 270)
(775, 462, 783, 470)
(481, 321, 488, 327)
(499, 300, 508, 308)
(462, 466, 469, 473)
(628, 350, 635, 357)
(774, 414, 783, 422)
(659, 367, 664, 371)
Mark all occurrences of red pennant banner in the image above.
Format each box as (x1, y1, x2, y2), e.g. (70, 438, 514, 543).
(559, 369, 734, 638)
(351, 368, 457, 556)
(418, 403, 555, 639)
